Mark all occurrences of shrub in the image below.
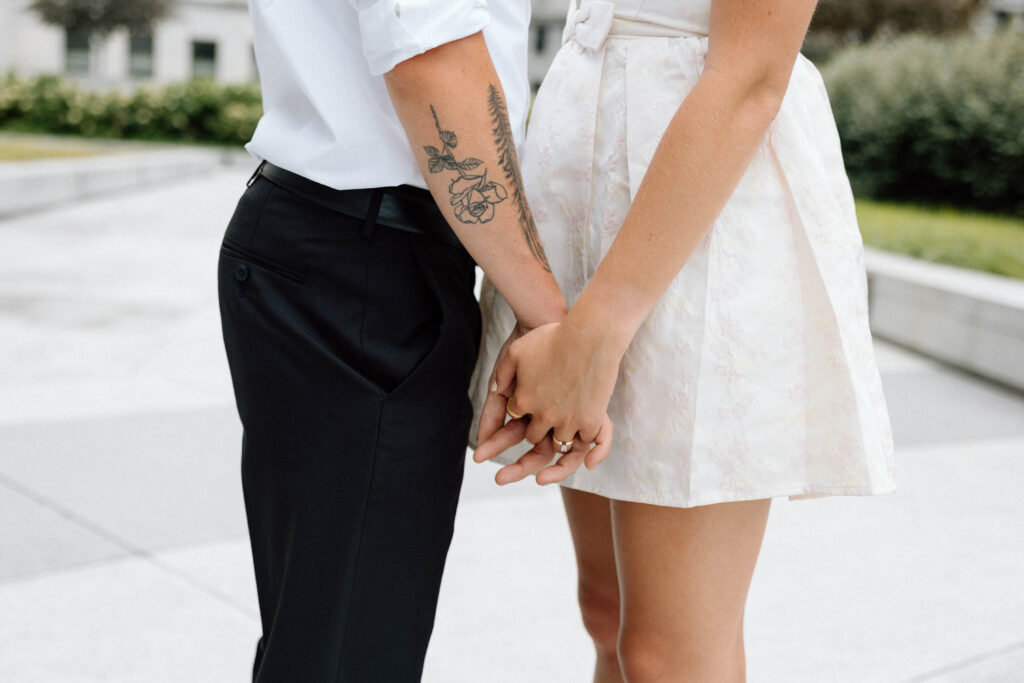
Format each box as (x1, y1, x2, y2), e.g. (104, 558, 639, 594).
(0, 74, 262, 146)
(821, 29, 1024, 217)
(810, 0, 983, 43)
(30, 0, 173, 36)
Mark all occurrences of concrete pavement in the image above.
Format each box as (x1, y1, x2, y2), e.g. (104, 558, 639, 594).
(0, 166, 1022, 682)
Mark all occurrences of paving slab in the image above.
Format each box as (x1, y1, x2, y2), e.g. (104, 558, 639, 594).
(424, 487, 592, 683)
(744, 436, 1024, 682)
(0, 168, 245, 426)
(0, 407, 247, 554)
(155, 537, 259, 620)
(0, 555, 258, 683)
(0, 479, 125, 582)
(919, 642, 1024, 682)
(881, 365, 1024, 448)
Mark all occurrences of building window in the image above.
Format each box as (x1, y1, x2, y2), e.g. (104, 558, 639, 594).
(129, 33, 154, 78)
(191, 40, 217, 79)
(534, 25, 547, 53)
(65, 31, 91, 75)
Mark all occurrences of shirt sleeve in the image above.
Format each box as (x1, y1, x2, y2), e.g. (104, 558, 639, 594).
(348, 0, 490, 76)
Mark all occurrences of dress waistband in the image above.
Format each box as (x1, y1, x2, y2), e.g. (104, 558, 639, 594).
(562, 1, 705, 51)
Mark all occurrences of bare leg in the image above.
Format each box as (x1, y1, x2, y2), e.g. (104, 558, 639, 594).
(561, 487, 624, 683)
(611, 497, 772, 683)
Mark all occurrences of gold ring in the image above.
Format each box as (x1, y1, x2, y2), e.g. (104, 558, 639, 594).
(506, 397, 526, 420)
(552, 436, 575, 454)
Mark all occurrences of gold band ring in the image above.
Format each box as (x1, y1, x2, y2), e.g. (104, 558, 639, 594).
(552, 436, 575, 454)
(506, 397, 526, 420)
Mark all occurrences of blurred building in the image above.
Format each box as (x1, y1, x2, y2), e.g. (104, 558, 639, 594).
(0, 0, 1019, 91)
(529, 0, 569, 89)
(980, 0, 1024, 30)
(0, 0, 255, 87)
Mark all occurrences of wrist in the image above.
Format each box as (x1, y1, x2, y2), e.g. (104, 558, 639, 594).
(514, 293, 568, 331)
(565, 279, 644, 357)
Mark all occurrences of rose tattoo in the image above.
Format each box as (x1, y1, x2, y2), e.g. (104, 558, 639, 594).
(424, 105, 508, 224)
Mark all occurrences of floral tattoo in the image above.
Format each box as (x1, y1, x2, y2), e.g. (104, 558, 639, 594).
(424, 105, 508, 224)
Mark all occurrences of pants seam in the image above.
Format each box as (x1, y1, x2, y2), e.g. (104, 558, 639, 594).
(333, 399, 385, 683)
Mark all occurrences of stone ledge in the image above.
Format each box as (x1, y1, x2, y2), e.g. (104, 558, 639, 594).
(866, 248, 1024, 392)
(0, 148, 253, 219)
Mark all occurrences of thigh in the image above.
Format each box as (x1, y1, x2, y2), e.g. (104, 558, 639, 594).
(337, 231, 482, 681)
(611, 498, 772, 655)
(217, 177, 481, 682)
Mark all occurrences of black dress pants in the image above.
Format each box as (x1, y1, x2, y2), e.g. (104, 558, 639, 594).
(217, 172, 481, 682)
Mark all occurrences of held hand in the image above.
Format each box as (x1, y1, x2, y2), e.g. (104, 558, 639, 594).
(475, 319, 625, 465)
(474, 412, 613, 485)
(475, 321, 530, 448)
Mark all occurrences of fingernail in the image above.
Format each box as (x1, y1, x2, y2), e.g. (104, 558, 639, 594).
(490, 379, 498, 393)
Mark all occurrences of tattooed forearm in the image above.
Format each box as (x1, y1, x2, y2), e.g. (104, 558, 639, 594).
(421, 86, 551, 272)
(486, 84, 550, 271)
(424, 105, 508, 224)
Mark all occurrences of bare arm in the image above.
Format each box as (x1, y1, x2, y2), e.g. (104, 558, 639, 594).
(477, 0, 819, 465)
(568, 0, 818, 346)
(383, 32, 566, 330)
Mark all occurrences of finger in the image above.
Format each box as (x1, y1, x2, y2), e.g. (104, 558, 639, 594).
(476, 378, 514, 445)
(524, 417, 554, 446)
(583, 416, 614, 470)
(473, 418, 527, 463)
(506, 392, 528, 422)
(492, 343, 519, 397)
(552, 422, 579, 454)
(495, 443, 558, 485)
(577, 421, 600, 446)
(535, 447, 586, 485)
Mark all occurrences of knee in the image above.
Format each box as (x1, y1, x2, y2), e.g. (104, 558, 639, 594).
(577, 580, 621, 659)
(617, 630, 674, 683)
(617, 627, 743, 683)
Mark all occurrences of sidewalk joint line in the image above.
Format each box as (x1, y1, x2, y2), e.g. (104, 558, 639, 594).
(0, 471, 258, 619)
(901, 638, 1024, 682)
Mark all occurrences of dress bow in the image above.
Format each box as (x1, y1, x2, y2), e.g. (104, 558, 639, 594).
(561, 0, 616, 51)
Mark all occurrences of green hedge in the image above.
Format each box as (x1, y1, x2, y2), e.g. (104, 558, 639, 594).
(822, 30, 1024, 217)
(0, 74, 262, 146)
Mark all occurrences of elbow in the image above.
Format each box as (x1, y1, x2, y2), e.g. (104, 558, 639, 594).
(747, 77, 787, 122)
(705, 59, 793, 122)
(738, 63, 791, 121)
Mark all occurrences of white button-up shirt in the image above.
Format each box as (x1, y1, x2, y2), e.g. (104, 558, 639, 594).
(245, 0, 532, 191)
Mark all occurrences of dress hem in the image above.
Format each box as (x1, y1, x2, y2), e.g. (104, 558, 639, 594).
(550, 476, 899, 509)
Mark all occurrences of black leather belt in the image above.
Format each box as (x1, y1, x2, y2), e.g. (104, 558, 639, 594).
(248, 160, 464, 252)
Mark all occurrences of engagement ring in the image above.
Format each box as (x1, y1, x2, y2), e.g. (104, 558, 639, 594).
(552, 436, 575, 454)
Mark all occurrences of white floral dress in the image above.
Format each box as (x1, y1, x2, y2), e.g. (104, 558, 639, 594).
(468, 0, 898, 507)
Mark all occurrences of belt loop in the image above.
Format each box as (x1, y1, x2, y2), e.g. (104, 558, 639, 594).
(361, 188, 385, 240)
(246, 160, 266, 187)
